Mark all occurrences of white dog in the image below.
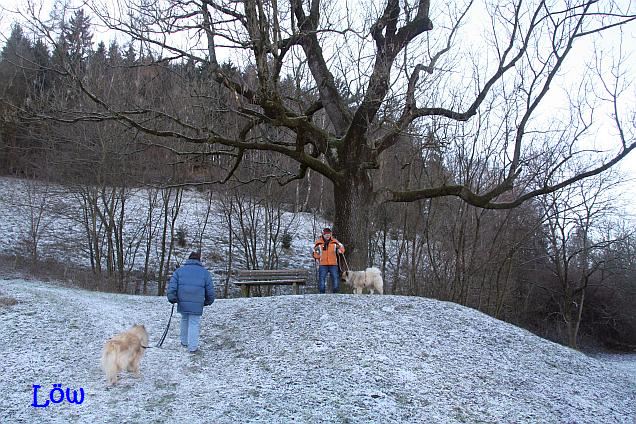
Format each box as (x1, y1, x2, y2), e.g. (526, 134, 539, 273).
(341, 267, 384, 294)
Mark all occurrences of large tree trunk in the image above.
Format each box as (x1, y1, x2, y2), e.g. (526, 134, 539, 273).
(333, 170, 373, 270)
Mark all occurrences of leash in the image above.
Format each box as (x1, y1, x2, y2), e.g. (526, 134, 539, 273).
(151, 257, 181, 348)
(339, 252, 351, 272)
(155, 303, 175, 348)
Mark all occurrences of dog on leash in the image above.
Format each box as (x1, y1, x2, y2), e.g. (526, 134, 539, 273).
(100, 324, 149, 385)
(341, 267, 384, 294)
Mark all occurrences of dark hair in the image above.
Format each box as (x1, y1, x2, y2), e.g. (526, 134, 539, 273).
(322, 227, 332, 234)
(188, 251, 201, 260)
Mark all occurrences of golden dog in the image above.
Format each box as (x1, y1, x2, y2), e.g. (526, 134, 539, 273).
(100, 324, 149, 385)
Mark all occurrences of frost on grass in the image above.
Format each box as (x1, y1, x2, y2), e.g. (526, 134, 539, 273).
(1, 279, 634, 423)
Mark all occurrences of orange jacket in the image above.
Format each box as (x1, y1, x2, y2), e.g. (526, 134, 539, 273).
(312, 236, 345, 266)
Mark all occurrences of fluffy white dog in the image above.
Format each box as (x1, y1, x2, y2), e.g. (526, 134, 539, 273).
(100, 324, 149, 385)
(341, 267, 384, 294)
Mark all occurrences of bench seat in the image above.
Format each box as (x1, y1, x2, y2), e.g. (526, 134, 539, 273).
(233, 269, 309, 297)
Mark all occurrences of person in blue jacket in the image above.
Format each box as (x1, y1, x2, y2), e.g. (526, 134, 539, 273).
(167, 251, 215, 353)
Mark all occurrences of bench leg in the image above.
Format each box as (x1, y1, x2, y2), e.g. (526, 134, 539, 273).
(292, 283, 298, 295)
(241, 285, 250, 297)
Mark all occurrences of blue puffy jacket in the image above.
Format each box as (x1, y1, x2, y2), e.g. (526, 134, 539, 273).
(166, 259, 215, 315)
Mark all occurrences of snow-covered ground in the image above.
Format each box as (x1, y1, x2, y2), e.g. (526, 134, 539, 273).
(588, 352, 636, 380)
(1, 278, 634, 423)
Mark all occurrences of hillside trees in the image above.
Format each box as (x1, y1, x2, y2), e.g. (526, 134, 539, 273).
(0, 24, 48, 174)
(587, 230, 636, 350)
(539, 170, 626, 348)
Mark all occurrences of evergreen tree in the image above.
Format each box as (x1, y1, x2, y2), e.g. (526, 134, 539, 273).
(1, 24, 31, 59)
(31, 39, 51, 95)
(0, 24, 35, 103)
(63, 9, 93, 73)
(123, 43, 136, 65)
(108, 41, 122, 65)
(93, 41, 107, 64)
(0, 24, 38, 175)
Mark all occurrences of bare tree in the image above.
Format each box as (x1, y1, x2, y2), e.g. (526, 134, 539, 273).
(157, 186, 183, 295)
(141, 188, 161, 294)
(11, 0, 636, 267)
(540, 169, 623, 348)
(8, 178, 54, 263)
(218, 191, 236, 297)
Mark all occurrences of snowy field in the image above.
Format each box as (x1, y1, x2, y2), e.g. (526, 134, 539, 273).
(1, 278, 634, 423)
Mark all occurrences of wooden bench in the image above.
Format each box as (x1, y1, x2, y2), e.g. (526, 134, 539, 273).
(233, 269, 309, 297)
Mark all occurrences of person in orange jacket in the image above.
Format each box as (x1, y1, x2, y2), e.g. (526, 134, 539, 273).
(312, 227, 345, 293)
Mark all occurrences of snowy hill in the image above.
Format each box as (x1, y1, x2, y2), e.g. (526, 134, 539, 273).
(1, 279, 634, 423)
